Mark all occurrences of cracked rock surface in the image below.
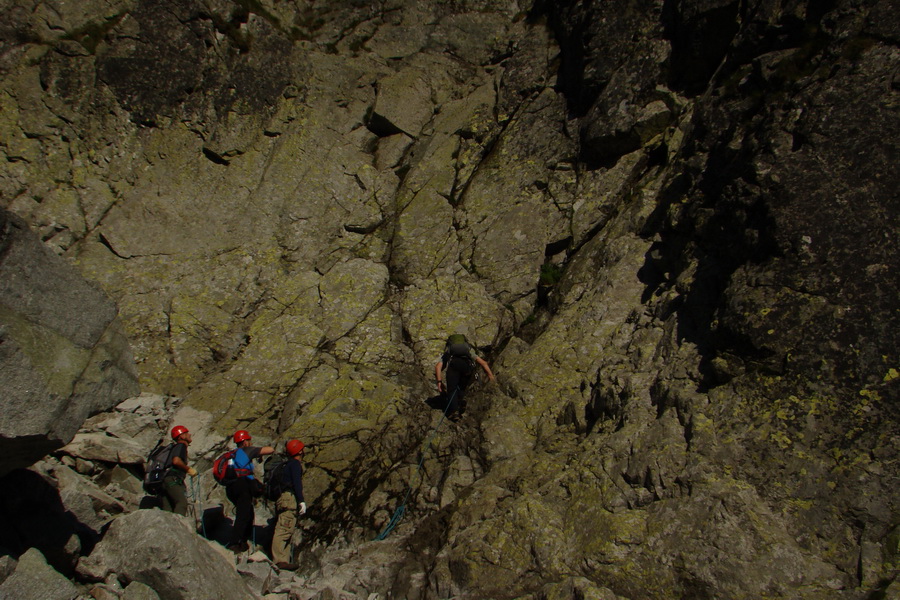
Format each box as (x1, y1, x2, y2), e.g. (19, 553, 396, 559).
(0, 0, 898, 598)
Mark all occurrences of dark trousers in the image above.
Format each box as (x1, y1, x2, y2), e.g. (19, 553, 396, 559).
(445, 362, 473, 415)
(226, 477, 255, 545)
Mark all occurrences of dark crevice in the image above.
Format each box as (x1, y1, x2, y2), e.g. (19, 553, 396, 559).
(365, 109, 405, 138)
(393, 164, 411, 183)
(202, 147, 231, 165)
(529, 0, 605, 118)
(344, 221, 383, 235)
(579, 131, 641, 170)
(98, 232, 128, 259)
(544, 235, 571, 258)
(661, 0, 741, 97)
(585, 383, 627, 434)
(647, 141, 669, 168)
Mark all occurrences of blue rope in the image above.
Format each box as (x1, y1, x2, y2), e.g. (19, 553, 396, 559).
(375, 388, 458, 541)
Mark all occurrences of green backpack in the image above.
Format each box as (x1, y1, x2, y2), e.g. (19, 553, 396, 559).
(445, 334, 472, 357)
(444, 334, 476, 375)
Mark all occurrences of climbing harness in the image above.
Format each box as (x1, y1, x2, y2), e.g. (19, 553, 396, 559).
(375, 388, 459, 541)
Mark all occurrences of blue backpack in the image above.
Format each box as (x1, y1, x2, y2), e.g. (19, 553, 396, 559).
(212, 448, 254, 484)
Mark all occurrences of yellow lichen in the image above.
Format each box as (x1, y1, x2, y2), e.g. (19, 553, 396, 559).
(770, 430, 792, 449)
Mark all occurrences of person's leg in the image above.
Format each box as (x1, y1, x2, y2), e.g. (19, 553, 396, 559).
(227, 479, 254, 547)
(456, 372, 472, 415)
(271, 492, 298, 565)
(445, 367, 462, 415)
(164, 478, 188, 516)
(237, 493, 254, 545)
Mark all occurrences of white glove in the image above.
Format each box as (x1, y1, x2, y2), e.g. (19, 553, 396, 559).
(298, 502, 307, 515)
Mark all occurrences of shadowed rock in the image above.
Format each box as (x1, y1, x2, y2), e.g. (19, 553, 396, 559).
(0, 548, 78, 600)
(0, 210, 140, 477)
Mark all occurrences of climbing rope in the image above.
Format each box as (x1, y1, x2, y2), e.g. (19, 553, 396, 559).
(375, 388, 459, 541)
(187, 473, 208, 538)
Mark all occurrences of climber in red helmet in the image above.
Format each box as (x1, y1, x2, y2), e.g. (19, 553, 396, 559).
(161, 425, 197, 516)
(225, 430, 274, 553)
(271, 439, 307, 571)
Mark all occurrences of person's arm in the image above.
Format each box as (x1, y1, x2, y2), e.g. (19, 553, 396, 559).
(290, 460, 306, 514)
(435, 361, 445, 392)
(289, 461, 305, 503)
(259, 446, 275, 456)
(475, 356, 496, 382)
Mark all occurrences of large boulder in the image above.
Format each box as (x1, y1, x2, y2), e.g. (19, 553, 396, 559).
(77, 510, 255, 600)
(0, 548, 78, 600)
(59, 432, 146, 466)
(0, 210, 140, 476)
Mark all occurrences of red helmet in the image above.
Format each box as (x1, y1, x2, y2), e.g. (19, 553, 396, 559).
(233, 430, 251, 444)
(286, 439, 305, 456)
(171, 425, 189, 440)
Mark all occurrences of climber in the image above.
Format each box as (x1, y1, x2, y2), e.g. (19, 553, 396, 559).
(271, 439, 307, 571)
(434, 333, 495, 421)
(225, 430, 274, 553)
(161, 425, 198, 516)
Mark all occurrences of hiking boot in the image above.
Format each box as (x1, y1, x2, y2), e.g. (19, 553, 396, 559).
(227, 541, 249, 553)
(276, 561, 299, 571)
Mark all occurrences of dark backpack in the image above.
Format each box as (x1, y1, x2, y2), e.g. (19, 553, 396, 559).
(445, 333, 470, 356)
(263, 456, 289, 501)
(212, 448, 253, 485)
(143, 442, 177, 495)
(445, 334, 475, 375)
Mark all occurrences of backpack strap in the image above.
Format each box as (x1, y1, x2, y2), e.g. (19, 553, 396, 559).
(162, 443, 177, 466)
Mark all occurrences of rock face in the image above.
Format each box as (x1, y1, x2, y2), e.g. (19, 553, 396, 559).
(0, 0, 898, 599)
(0, 210, 140, 476)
